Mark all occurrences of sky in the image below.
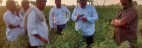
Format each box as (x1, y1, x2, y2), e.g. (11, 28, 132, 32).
(1, 0, 142, 6)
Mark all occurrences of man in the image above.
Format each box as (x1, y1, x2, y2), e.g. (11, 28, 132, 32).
(72, 0, 98, 47)
(24, 0, 49, 48)
(3, 0, 24, 42)
(19, 0, 30, 33)
(49, 0, 71, 34)
(19, 0, 30, 17)
(111, 0, 138, 48)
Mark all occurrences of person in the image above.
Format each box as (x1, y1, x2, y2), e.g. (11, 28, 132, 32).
(111, 0, 138, 48)
(49, 0, 70, 34)
(19, 0, 31, 34)
(3, 0, 24, 42)
(24, 0, 49, 48)
(72, 0, 98, 47)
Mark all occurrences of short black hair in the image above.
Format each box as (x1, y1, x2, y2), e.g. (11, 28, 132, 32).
(6, 0, 15, 7)
(128, 0, 132, 2)
(36, 0, 47, 3)
(21, 0, 29, 4)
(78, 0, 87, 3)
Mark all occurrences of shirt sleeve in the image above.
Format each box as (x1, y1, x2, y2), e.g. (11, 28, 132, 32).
(71, 6, 78, 22)
(4, 13, 20, 26)
(27, 10, 38, 35)
(87, 6, 98, 23)
(49, 8, 54, 28)
(19, 12, 24, 28)
(64, 6, 71, 22)
(121, 8, 138, 24)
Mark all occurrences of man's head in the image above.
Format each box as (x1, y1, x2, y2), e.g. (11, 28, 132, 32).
(55, 0, 61, 8)
(21, 0, 30, 11)
(6, 0, 16, 12)
(120, 0, 132, 6)
(36, 0, 47, 11)
(78, 0, 87, 8)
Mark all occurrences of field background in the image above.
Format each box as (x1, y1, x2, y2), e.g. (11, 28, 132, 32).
(0, 5, 142, 48)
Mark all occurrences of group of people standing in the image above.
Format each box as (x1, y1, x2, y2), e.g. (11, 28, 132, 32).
(3, 0, 138, 48)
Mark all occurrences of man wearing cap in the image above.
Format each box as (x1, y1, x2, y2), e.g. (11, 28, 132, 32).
(24, 0, 49, 48)
(49, 0, 71, 34)
(72, 0, 98, 47)
(3, 0, 24, 42)
(111, 0, 138, 48)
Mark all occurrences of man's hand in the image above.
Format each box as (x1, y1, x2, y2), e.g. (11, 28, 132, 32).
(77, 14, 81, 20)
(42, 38, 48, 44)
(81, 17, 87, 22)
(34, 34, 48, 44)
(111, 19, 120, 27)
(8, 24, 20, 29)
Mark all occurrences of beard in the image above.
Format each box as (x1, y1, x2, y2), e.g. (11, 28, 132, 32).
(121, 3, 127, 6)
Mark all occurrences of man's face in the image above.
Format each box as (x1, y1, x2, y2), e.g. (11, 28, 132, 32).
(55, 0, 61, 8)
(8, 1, 16, 11)
(120, 0, 128, 6)
(38, 1, 47, 10)
(79, 1, 87, 8)
(21, 1, 30, 11)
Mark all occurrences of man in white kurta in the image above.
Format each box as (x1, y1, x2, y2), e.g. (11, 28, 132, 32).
(72, 0, 98, 47)
(3, 0, 24, 42)
(49, 0, 71, 34)
(25, 0, 49, 47)
(19, 0, 30, 34)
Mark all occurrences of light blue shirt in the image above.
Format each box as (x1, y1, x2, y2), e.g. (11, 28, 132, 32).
(49, 5, 71, 28)
(72, 5, 98, 36)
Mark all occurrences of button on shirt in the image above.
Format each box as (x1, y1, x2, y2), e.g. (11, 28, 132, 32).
(3, 10, 24, 42)
(49, 5, 71, 28)
(72, 5, 98, 36)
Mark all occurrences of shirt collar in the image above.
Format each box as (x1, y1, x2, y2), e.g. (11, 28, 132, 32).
(7, 10, 15, 15)
(55, 5, 62, 9)
(80, 5, 87, 9)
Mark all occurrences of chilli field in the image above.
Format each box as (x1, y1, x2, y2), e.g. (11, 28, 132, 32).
(0, 5, 142, 48)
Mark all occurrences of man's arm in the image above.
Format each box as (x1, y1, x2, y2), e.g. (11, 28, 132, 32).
(72, 6, 79, 22)
(111, 9, 137, 27)
(34, 34, 48, 44)
(8, 24, 20, 29)
(86, 6, 98, 23)
(65, 6, 71, 21)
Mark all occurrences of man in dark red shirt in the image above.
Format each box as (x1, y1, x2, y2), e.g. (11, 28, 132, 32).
(111, 0, 138, 48)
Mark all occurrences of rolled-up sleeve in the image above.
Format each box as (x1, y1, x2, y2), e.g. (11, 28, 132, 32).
(87, 6, 98, 23)
(27, 10, 38, 35)
(72, 7, 78, 22)
(4, 14, 20, 26)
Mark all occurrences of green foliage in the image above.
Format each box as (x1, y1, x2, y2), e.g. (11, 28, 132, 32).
(0, 6, 142, 48)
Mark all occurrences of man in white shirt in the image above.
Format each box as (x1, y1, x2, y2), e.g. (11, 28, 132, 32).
(49, 0, 71, 34)
(3, 0, 24, 42)
(72, 0, 98, 47)
(25, 0, 49, 48)
(18, 0, 30, 34)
